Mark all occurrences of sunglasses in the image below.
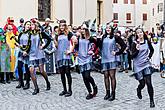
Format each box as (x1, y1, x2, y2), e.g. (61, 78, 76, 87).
(10, 20, 14, 22)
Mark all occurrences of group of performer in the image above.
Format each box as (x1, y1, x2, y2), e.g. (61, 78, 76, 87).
(0, 17, 159, 108)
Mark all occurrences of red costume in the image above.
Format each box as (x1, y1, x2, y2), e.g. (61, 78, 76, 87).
(4, 17, 18, 35)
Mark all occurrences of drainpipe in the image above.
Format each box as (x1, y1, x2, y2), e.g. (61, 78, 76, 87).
(164, 0, 165, 22)
(70, 0, 73, 26)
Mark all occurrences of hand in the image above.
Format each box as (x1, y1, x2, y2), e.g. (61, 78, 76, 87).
(136, 44, 140, 50)
(23, 51, 27, 56)
(65, 50, 71, 55)
(88, 50, 94, 55)
(39, 45, 44, 50)
(112, 51, 116, 56)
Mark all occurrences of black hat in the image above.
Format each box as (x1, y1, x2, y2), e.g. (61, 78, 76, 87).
(20, 18, 24, 23)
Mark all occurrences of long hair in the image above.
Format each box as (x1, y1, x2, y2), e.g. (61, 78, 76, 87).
(84, 28, 90, 39)
(103, 26, 114, 39)
(23, 21, 31, 32)
(135, 28, 148, 41)
(31, 22, 41, 34)
(58, 24, 69, 36)
(58, 20, 69, 36)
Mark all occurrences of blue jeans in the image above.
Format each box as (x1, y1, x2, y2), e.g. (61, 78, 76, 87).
(123, 53, 128, 70)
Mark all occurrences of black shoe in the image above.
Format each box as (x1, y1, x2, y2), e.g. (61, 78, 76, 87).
(128, 67, 132, 70)
(93, 86, 98, 97)
(1, 81, 6, 84)
(65, 91, 72, 97)
(23, 83, 30, 90)
(16, 83, 24, 88)
(137, 88, 142, 99)
(86, 94, 93, 100)
(59, 91, 67, 96)
(104, 94, 110, 100)
(150, 101, 155, 108)
(46, 81, 51, 90)
(118, 69, 124, 72)
(32, 89, 39, 95)
(108, 92, 115, 101)
(6, 80, 11, 84)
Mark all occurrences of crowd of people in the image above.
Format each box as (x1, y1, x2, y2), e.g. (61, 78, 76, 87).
(1, 16, 165, 108)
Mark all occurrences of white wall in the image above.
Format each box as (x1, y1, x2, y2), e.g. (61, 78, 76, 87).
(112, 0, 151, 31)
(0, 0, 38, 27)
(113, 0, 135, 27)
(54, 0, 70, 24)
(102, 0, 113, 24)
(73, 0, 97, 26)
(135, 0, 151, 31)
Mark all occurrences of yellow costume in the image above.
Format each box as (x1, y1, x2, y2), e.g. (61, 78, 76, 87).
(5, 32, 18, 72)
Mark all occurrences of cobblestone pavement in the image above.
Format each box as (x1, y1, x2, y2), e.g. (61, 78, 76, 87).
(0, 71, 165, 110)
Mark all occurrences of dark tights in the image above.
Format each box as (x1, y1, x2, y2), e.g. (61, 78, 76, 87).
(82, 70, 96, 93)
(104, 69, 116, 93)
(18, 61, 30, 84)
(138, 75, 154, 101)
(60, 66, 72, 92)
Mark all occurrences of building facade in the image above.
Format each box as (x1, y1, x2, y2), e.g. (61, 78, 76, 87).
(112, 0, 151, 31)
(0, 0, 113, 27)
(150, 0, 164, 33)
(1, 0, 162, 32)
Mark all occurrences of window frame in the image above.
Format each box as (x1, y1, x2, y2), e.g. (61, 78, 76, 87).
(113, 0, 118, 3)
(113, 13, 118, 21)
(38, 0, 51, 21)
(124, 0, 128, 4)
(143, 13, 147, 21)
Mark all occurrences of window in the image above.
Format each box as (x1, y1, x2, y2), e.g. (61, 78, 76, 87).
(113, 13, 118, 20)
(113, 0, 118, 3)
(152, 8, 154, 16)
(38, 0, 51, 21)
(143, 13, 147, 21)
(130, 0, 135, 4)
(126, 13, 131, 20)
(124, 0, 128, 4)
(143, 0, 147, 4)
(158, 3, 163, 13)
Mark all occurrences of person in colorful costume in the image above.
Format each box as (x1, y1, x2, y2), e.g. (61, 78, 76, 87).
(5, 25, 17, 74)
(0, 28, 11, 83)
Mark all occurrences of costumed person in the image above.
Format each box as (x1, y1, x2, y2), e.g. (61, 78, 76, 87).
(42, 18, 55, 75)
(5, 24, 18, 80)
(75, 24, 98, 100)
(131, 28, 155, 108)
(4, 17, 18, 36)
(94, 25, 103, 72)
(151, 35, 160, 72)
(0, 28, 11, 84)
(127, 29, 134, 70)
(97, 24, 126, 101)
(119, 33, 129, 73)
(28, 19, 51, 95)
(90, 19, 97, 37)
(15, 21, 31, 90)
(17, 18, 25, 33)
(54, 19, 75, 97)
(51, 26, 59, 74)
